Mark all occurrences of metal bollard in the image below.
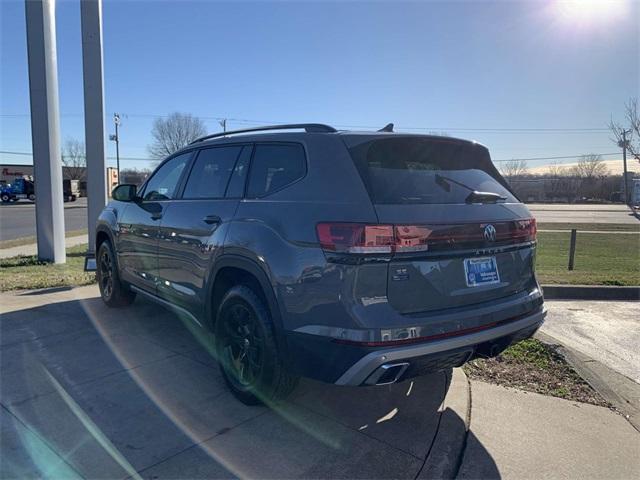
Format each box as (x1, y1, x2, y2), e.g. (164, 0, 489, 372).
(568, 229, 577, 271)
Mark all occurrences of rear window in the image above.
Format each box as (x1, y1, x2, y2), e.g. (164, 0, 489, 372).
(347, 137, 517, 204)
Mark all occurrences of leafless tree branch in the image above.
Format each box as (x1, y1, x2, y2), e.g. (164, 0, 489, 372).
(147, 112, 207, 160)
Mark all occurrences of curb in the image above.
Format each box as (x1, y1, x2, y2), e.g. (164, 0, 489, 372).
(541, 284, 640, 301)
(536, 331, 640, 432)
(418, 368, 471, 479)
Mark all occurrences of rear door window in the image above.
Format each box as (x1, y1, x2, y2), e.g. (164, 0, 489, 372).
(183, 146, 243, 199)
(246, 143, 306, 198)
(346, 137, 516, 204)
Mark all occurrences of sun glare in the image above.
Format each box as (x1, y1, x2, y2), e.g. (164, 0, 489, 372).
(555, 0, 629, 25)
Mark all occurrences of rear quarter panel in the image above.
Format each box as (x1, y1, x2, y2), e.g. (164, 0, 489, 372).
(223, 135, 381, 331)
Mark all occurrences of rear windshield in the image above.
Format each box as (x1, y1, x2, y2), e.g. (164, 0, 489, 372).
(347, 136, 517, 204)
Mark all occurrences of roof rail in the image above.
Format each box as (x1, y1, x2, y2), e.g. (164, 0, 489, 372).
(190, 123, 338, 144)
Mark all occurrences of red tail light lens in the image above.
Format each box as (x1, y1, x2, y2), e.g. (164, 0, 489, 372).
(316, 219, 536, 255)
(316, 223, 395, 253)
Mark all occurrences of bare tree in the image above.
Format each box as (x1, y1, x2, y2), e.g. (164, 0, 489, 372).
(571, 154, 609, 178)
(500, 159, 529, 178)
(609, 98, 640, 164)
(147, 112, 207, 159)
(61, 138, 86, 180)
(119, 168, 152, 186)
(547, 162, 567, 178)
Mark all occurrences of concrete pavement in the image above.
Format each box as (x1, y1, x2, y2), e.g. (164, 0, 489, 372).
(458, 380, 640, 479)
(2, 285, 639, 479)
(528, 203, 639, 224)
(541, 300, 640, 383)
(0, 285, 466, 479)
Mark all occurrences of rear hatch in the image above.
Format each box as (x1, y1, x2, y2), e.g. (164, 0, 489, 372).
(344, 134, 537, 314)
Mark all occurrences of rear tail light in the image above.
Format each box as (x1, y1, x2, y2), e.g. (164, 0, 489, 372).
(316, 218, 536, 254)
(316, 223, 395, 254)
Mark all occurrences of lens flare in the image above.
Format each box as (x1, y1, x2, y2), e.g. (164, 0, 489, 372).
(555, 0, 629, 25)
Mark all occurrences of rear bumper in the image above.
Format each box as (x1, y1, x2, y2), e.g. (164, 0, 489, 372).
(286, 306, 545, 386)
(335, 307, 545, 385)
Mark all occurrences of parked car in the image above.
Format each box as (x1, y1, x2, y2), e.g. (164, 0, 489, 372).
(95, 123, 546, 405)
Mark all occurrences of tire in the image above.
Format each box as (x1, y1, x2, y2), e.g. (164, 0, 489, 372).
(1, 194, 10, 203)
(215, 285, 299, 405)
(97, 240, 136, 307)
(28, 194, 35, 201)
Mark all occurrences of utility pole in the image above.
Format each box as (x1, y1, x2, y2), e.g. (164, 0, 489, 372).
(219, 118, 227, 132)
(25, 0, 66, 263)
(619, 129, 631, 205)
(110, 113, 121, 181)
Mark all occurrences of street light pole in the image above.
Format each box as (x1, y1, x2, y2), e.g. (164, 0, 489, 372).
(219, 118, 227, 132)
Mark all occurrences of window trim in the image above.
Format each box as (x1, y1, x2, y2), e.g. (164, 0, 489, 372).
(178, 144, 247, 200)
(138, 150, 195, 202)
(244, 141, 308, 199)
(224, 144, 254, 199)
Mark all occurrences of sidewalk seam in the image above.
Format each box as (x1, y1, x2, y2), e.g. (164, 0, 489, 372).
(1, 403, 87, 479)
(450, 371, 472, 480)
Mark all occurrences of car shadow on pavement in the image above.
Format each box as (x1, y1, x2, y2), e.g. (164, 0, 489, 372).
(0, 292, 500, 479)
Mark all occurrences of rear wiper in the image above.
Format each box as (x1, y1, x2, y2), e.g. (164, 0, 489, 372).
(465, 190, 507, 204)
(435, 174, 506, 204)
(435, 173, 476, 193)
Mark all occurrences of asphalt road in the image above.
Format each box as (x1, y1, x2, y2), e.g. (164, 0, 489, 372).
(0, 197, 87, 241)
(541, 300, 640, 384)
(528, 203, 639, 224)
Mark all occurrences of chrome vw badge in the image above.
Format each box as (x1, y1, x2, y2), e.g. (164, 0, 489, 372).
(483, 224, 497, 242)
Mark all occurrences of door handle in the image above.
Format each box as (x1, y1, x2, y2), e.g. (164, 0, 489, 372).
(203, 215, 221, 225)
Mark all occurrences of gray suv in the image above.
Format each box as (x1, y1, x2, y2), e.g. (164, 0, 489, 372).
(96, 123, 545, 405)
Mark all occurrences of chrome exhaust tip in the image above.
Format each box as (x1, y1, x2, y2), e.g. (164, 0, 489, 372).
(365, 362, 410, 386)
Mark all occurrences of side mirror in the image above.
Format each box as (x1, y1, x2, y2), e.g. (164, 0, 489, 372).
(112, 184, 138, 202)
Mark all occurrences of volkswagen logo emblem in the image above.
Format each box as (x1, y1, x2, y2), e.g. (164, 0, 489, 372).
(483, 224, 497, 242)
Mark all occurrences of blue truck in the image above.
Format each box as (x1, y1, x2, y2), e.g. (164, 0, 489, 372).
(1, 178, 78, 203)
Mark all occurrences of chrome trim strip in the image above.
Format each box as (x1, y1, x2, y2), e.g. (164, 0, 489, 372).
(335, 308, 546, 386)
(130, 285, 203, 328)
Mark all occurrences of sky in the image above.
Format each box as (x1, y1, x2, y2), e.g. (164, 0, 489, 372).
(1, 0, 638, 171)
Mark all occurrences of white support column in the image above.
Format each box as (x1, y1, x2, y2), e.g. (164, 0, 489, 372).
(80, 0, 107, 254)
(25, 0, 66, 263)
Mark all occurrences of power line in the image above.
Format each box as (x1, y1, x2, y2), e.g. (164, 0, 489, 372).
(0, 149, 622, 164)
(492, 153, 620, 162)
(0, 150, 153, 162)
(0, 112, 611, 133)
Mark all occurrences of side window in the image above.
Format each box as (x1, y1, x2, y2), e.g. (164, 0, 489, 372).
(142, 153, 191, 201)
(183, 146, 242, 199)
(246, 144, 306, 198)
(225, 145, 252, 198)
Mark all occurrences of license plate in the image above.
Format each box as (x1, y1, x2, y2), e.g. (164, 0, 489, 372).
(464, 256, 500, 287)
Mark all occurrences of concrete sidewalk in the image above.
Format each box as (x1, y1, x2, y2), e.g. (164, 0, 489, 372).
(0, 234, 88, 259)
(3, 285, 639, 479)
(459, 380, 640, 479)
(0, 285, 468, 479)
